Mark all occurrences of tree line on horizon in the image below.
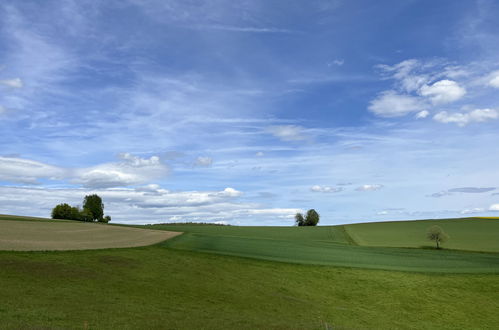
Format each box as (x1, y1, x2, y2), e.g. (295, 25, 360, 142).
(51, 194, 111, 223)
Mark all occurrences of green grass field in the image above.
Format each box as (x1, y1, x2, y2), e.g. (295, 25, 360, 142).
(345, 218, 499, 252)
(1, 216, 498, 329)
(149, 219, 499, 273)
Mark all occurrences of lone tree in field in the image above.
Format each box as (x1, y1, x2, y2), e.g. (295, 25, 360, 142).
(83, 194, 104, 222)
(426, 225, 449, 249)
(295, 209, 320, 226)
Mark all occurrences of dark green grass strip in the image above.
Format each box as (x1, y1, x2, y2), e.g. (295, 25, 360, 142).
(164, 233, 499, 273)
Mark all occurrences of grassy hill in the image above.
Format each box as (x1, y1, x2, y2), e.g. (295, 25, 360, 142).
(1, 215, 498, 328)
(344, 217, 499, 252)
(148, 218, 499, 273)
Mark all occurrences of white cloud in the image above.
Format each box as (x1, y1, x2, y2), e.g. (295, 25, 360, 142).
(415, 110, 429, 119)
(255, 151, 264, 157)
(0, 156, 65, 184)
(75, 153, 169, 188)
(218, 187, 243, 198)
(0, 105, 6, 114)
(356, 184, 383, 191)
(310, 185, 343, 193)
(0, 185, 291, 224)
(433, 109, 498, 126)
(0, 78, 23, 88)
(267, 125, 307, 141)
(328, 59, 344, 66)
(488, 71, 499, 88)
(194, 156, 213, 167)
(243, 208, 302, 218)
(461, 208, 484, 214)
(419, 80, 466, 104)
(368, 91, 424, 117)
(489, 204, 499, 211)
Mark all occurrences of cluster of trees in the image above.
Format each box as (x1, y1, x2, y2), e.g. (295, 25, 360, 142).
(51, 194, 111, 223)
(295, 209, 320, 226)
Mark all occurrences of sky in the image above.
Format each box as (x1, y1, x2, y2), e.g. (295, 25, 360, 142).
(1, 0, 499, 225)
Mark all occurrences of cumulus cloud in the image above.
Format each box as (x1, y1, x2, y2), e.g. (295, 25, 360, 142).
(419, 80, 466, 104)
(415, 110, 429, 119)
(0, 185, 294, 224)
(368, 91, 424, 117)
(74, 153, 169, 188)
(267, 125, 306, 141)
(433, 109, 498, 126)
(194, 156, 213, 167)
(310, 185, 343, 193)
(488, 71, 499, 88)
(217, 187, 243, 197)
(356, 184, 383, 191)
(0, 78, 23, 88)
(489, 204, 499, 211)
(0, 156, 65, 184)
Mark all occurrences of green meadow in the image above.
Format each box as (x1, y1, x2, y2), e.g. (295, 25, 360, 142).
(152, 219, 499, 273)
(0, 215, 498, 329)
(345, 217, 499, 252)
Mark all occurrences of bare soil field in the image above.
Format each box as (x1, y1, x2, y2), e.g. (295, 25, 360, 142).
(0, 220, 181, 251)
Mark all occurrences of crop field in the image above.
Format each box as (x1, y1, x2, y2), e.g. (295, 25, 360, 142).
(0, 218, 180, 251)
(0, 216, 498, 329)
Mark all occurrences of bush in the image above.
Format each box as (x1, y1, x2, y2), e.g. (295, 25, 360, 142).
(52, 203, 73, 220)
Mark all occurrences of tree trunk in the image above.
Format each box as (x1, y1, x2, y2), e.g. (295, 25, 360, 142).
(436, 239, 440, 249)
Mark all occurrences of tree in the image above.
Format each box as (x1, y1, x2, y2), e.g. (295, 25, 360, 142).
(83, 194, 104, 222)
(295, 213, 305, 226)
(427, 225, 449, 249)
(304, 209, 320, 226)
(101, 215, 111, 223)
(69, 206, 82, 221)
(79, 208, 94, 222)
(52, 203, 73, 220)
(295, 209, 320, 226)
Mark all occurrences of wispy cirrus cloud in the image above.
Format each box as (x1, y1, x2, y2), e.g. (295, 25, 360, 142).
(430, 187, 496, 198)
(310, 185, 343, 193)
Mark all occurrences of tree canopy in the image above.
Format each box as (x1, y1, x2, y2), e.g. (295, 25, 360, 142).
(427, 225, 449, 249)
(83, 194, 104, 222)
(295, 209, 320, 226)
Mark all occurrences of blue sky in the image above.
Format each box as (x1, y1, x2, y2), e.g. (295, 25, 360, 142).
(1, 0, 499, 225)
